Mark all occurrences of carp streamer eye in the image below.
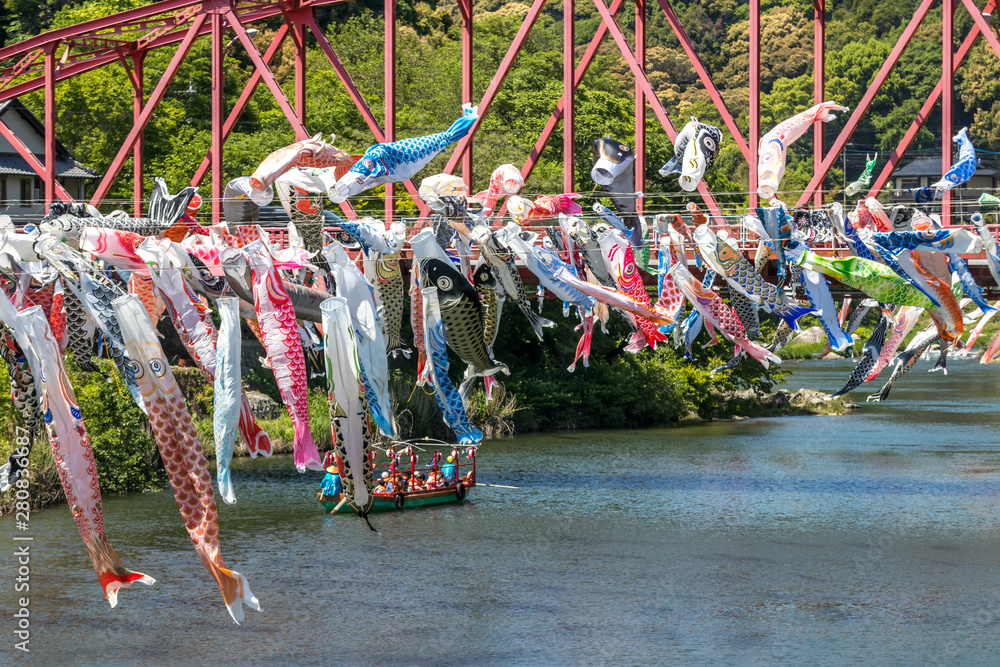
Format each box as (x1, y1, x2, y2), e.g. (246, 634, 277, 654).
(149, 359, 167, 378)
(126, 360, 143, 379)
(436, 276, 454, 292)
(701, 136, 717, 152)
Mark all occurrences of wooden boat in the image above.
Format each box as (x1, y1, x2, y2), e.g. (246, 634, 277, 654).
(318, 442, 476, 514)
(318, 479, 473, 513)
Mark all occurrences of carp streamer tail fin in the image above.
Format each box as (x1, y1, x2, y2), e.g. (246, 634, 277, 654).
(238, 396, 273, 458)
(779, 304, 815, 331)
(522, 305, 556, 341)
(292, 426, 323, 473)
(444, 104, 480, 144)
(568, 315, 593, 372)
(86, 533, 155, 609)
(198, 551, 260, 624)
(741, 339, 781, 370)
(867, 381, 893, 403)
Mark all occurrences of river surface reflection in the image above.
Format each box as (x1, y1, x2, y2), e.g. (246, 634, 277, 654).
(2, 358, 1000, 664)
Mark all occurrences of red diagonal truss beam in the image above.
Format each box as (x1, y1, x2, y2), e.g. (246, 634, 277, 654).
(869, 0, 997, 195)
(962, 0, 1000, 58)
(444, 0, 549, 175)
(306, 16, 431, 218)
(0, 0, 201, 61)
(90, 13, 208, 205)
(0, 3, 346, 104)
(225, 9, 310, 142)
(655, 0, 749, 159)
(794, 0, 936, 206)
(519, 0, 626, 183)
(592, 0, 725, 220)
(0, 118, 74, 202)
(191, 22, 289, 186)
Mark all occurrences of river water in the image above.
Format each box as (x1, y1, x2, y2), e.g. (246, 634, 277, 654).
(3, 358, 1000, 664)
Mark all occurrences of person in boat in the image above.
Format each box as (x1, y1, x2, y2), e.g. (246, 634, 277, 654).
(441, 456, 457, 485)
(320, 464, 342, 498)
(374, 471, 388, 494)
(411, 472, 428, 491)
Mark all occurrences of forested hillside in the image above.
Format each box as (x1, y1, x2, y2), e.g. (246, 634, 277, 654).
(2, 0, 997, 214)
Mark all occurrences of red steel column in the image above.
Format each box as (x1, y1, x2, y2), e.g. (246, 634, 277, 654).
(444, 0, 548, 175)
(133, 51, 145, 216)
(211, 11, 224, 223)
(293, 19, 306, 126)
(749, 0, 760, 209)
(635, 0, 645, 215)
(44, 45, 56, 212)
(942, 0, 953, 224)
(191, 23, 290, 186)
(795, 0, 934, 206)
(385, 0, 396, 223)
(461, 0, 473, 191)
(813, 0, 824, 207)
(563, 0, 574, 192)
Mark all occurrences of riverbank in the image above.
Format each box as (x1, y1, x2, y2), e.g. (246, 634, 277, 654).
(0, 358, 853, 515)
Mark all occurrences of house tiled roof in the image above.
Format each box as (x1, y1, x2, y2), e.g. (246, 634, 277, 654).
(893, 157, 998, 178)
(0, 154, 98, 179)
(0, 98, 101, 179)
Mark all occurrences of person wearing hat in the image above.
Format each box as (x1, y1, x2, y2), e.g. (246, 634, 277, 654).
(441, 455, 457, 485)
(375, 471, 394, 494)
(319, 463, 342, 498)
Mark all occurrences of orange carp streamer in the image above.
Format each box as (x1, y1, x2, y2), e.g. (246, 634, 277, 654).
(113, 295, 260, 623)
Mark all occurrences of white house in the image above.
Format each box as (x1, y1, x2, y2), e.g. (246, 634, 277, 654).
(891, 156, 998, 218)
(0, 98, 99, 225)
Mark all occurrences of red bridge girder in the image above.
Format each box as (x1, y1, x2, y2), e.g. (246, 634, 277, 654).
(0, 0, 996, 227)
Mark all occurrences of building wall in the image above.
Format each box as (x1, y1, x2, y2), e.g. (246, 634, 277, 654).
(0, 110, 45, 155)
(0, 175, 87, 225)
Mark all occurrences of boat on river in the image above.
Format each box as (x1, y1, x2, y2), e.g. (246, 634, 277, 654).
(317, 442, 476, 514)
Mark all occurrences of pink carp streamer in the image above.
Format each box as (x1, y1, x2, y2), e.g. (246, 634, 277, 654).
(79, 228, 148, 272)
(568, 312, 594, 372)
(468, 163, 524, 215)
(553, 267, 675, 327)
(964, 301, 1000, 356)
(982, 327, 1000, 364)
(866, 306, 922, 381)
(655, 240, 686, 324)
(507, 194, 582, 223)
(670, 263, 780, 369)
(245, 241, 322, 472)
(757, 101, 848, 199)
(17, 306, 154, 607)
(113, 295, 259, 623)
